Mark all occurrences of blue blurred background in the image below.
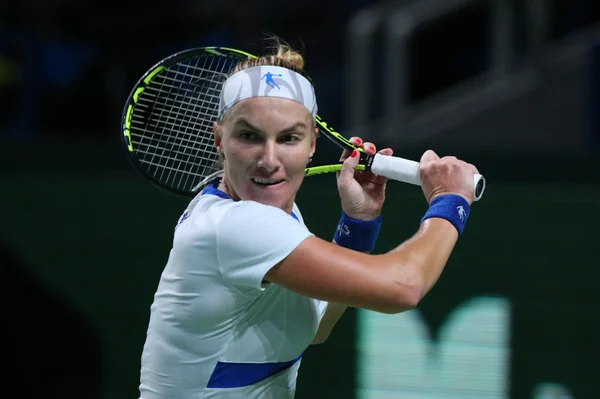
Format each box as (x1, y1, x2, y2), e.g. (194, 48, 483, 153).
(1, 0, 600, 398)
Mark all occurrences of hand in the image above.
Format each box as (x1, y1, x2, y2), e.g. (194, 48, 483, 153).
(337, 137, 393, 221)
(419, 150, 480, 205)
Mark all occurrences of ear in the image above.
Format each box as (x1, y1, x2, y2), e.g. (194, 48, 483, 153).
(310, 127, 318, 157)
(213, 122, 222, 150)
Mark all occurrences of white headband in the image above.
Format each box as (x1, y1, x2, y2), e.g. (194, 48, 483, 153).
(218, 65, 318, 120)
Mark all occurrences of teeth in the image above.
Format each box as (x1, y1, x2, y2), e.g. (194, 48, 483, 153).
(252, 178, 282, 185)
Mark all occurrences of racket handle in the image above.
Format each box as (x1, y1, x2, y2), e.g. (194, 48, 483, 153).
(369, 154, 486, 202)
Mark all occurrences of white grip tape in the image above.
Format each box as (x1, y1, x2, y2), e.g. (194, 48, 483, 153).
(369, 154, 486, 201)
(370, 154, 421, 185)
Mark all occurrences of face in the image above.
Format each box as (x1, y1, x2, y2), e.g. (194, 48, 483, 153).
(214, 97, 317, 213)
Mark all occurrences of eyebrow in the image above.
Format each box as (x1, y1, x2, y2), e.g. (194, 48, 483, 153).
(233, 118, 308, 134)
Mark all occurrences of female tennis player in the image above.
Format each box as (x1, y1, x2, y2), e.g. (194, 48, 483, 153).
(138, 40, 480, 398)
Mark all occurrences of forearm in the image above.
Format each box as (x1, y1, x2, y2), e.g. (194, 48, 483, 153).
(312, 226, 379, 345)
(312, 302, 347, 344)
(387, 218, 458, 301)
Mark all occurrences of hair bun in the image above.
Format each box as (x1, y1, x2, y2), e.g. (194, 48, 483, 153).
(276, 46, 305, 70)
(227, 35, 312, 83)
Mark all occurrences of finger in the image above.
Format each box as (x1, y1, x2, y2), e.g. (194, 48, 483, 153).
(355, 147, 393, 184)
(362, 142, 377, 156)
(468, 163, 480, 175)
(441, 155, 457, 162)
(377, 147, 393, 157)
(420, 149, 439, 164)
(350, 136, 363, 147)
(340, 136, 364, 161)
(338, 149, 360, 183)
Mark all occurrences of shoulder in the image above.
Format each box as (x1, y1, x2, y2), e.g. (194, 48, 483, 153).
(218, 200, 303, 232)
(213, 201, 314, 293)
(214, 200, 313, 261)
(181, 195, 305, 235)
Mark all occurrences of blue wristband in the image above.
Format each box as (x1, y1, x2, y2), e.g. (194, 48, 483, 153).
(421, 194, 471, 236)
(333, 212, 382, 252)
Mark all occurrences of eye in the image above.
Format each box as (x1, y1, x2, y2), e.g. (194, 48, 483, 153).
(279, 134, 301, 143)
(239, 131, 261, 142)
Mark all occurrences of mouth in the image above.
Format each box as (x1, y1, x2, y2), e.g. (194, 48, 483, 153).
(251, 177, 285, 187)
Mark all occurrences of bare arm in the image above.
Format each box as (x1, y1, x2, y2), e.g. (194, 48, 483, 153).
(265, 217, 458, 314)
(309, 139, 389, 343)
(310, 238, 356, 345)
(285, 148, 477, 337)
(312, 302, 347, 344)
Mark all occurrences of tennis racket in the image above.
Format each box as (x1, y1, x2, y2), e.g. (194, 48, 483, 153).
(121, 47, 486, 200)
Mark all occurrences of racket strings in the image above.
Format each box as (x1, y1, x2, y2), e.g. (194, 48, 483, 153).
(129, 141, 209, 169)
(128, 53, 240, 192)
(151, 56, 219, 187)
(168, 56, 234, 189)
(133, 89, 218, 147)
(130, 126, 215, 160)
(139, 79, 222, 94)
(137, 158, 205, 176)
(134, 99, 219, 124)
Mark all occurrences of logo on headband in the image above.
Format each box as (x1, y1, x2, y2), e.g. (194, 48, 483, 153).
(261, 72, 282, 89)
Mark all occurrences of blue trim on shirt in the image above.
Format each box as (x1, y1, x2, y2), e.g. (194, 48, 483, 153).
(202, 178, 232, 200)
(206, 354, 302, 388)
(202, 178, 300, 222)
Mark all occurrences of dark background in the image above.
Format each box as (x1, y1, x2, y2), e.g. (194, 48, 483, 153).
(1, 0, 599, 398)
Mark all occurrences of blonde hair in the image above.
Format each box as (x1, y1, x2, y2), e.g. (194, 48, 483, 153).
(228, 37, 312, 83)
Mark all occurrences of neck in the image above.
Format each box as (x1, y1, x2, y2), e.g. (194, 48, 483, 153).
(218, 177, 238, 201)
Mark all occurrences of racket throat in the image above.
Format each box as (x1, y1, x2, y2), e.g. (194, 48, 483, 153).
(362, 153, 375, 172)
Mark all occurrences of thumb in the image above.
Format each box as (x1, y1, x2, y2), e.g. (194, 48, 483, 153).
(338, 149, 360, 183)
(420, 149, 440, 164)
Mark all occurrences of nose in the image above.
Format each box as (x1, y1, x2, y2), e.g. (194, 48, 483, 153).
(256, 141, 280, 173)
